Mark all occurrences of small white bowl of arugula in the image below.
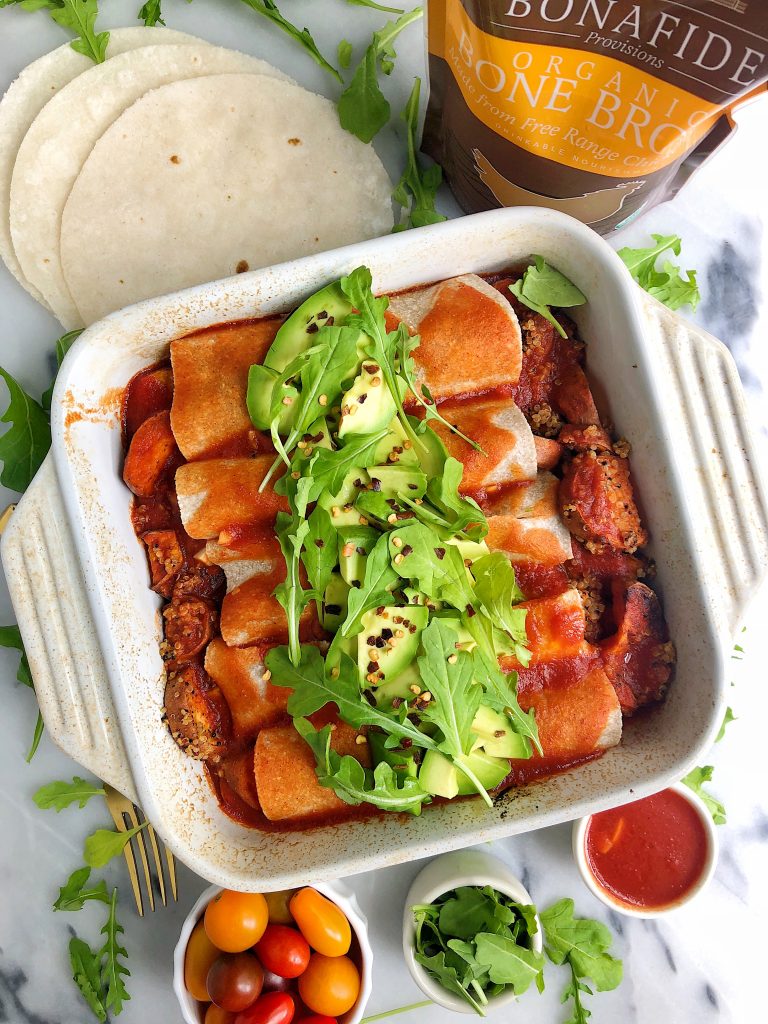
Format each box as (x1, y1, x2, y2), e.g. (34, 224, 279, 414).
(403, 849, 544, 1015)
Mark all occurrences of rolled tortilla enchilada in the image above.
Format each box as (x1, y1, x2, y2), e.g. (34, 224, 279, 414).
(175, 456, 287, 539)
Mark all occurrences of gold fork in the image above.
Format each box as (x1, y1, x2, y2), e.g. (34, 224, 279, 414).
(103, 784, 178, 916)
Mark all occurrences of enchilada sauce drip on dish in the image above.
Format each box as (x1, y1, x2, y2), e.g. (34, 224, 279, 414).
(121, 269, 673, 832)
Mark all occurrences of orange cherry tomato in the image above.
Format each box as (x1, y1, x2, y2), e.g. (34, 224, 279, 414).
(289, 889, 351, 957)
(205, 890, 269, 953)
(185, 918, 221, 1001)
(205, 1006, 235, 1024)
(255, 925, 310, 979)
(265, 890, 296, 926)
(297, 955, 360, 1017)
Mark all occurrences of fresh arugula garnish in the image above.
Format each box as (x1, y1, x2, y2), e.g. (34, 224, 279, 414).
(100, 888, 131, 1014)
(617, 234, 700, 311)
(310, 428, 389, 496)
(240, 0, 342, 82)
(338, 6, 423, 142)
(0, 0, 109, 62)
(469, 642, 540, 755)
(413, 885, 544, 1014)
(69, 935, 108, 1023)
(1, 624, 44, 760)
(137, 0, 164, 27)
(425, 456, 487, 535)
(540, 898, 622, 1024)
(393, 78, 446, 231)
(84, 823, 149, 869)
(0, 367, 51, 492)
(337, 37, 353, 68)
(472, 553, 528, 656)
(54, 867, 110, 912)
(302, 504, 337, 599)
(681, 764, 726, 824)
(342, 531, 399, 635)
(295, 717, 429, 814)
(388, 521, 475, 610)
(344, 0, 404, 12)
(509, 256, 586, 340)
(34, 776, 106, 811)
(716, 706, 736, 743)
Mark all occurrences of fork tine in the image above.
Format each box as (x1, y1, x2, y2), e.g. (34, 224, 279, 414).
(145, 824, 167, 907)
(164, 845, 178, 903)
(123, 802, 155, 913)
(103, 788, 144, 917)
(0, 504, 16, 534)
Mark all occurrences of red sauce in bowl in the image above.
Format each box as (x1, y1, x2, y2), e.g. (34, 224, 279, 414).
(584, 789, 710, 910)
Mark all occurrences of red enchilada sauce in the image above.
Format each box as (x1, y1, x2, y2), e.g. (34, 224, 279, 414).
(584, 789, 709, 910)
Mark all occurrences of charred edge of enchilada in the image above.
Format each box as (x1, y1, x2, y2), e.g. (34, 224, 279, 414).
(121, 270, 675, 831)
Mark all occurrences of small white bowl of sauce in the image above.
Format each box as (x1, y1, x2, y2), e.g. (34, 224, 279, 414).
(572, 782, 719, 918)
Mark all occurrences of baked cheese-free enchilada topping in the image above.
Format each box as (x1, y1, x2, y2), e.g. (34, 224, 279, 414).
(121, 260, 675, 830)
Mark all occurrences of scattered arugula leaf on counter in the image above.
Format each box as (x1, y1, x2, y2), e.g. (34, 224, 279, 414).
(682, 764, 726, 824)
(509, 256, 586, 340)
(0, 367, 51, 492)
(617, 234, 700, 311)
(137, 0, 164, 26)
(540, 898, 623, 1024)
(240, 0, 342, 82)
(1, 624, 44, 761)
(41, 328, 81, 411)
(100, 888, 131, 1014)
(344, 0, 404, 12)
(338, 37, 353, 68)
(0, 0, 110, 62)
(716, 706, 736, 742)
(69, 936, 108, 1023)
(295, 717, 430, 813)
(393, 78, 446, 231)
(54, 867, 110, 912)
(338, 6, 423, 142)
(34, 776, 106, 811)
(84, 823, 149, 869)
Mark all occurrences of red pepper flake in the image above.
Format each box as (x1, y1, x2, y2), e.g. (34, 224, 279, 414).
(435, 547, 446, 560)
(466, 604, 476, 617)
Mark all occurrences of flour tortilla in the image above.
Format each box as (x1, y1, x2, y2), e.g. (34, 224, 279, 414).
(10, 45, 291, 328)
(60, 73, 394, 325)
(0, 28, 204, 311)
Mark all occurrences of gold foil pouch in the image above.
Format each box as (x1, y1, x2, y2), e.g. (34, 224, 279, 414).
(423, 0, 768, 233)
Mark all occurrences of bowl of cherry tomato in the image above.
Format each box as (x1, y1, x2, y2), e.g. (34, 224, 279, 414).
(174, 882, 372, 1024)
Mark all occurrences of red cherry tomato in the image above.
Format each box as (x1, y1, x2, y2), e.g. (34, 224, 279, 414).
(234, 991, 295, 1024)
(255, 925, 310, 979)
(298, 1017, 337, 1024)
(261, 969, 292, 993)
(207, 953, 264, 1012)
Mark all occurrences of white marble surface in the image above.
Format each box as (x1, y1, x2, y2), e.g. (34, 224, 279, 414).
(0, 3, 766, 1023)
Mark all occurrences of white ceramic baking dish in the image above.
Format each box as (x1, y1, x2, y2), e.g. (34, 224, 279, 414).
(3, 208, 767, 890)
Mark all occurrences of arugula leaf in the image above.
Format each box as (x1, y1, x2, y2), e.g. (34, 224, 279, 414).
(469, 643, 539, 755)
(617, 234, 700, 311)
(471, 553, 528, 653)
(266, 644, 436, 750)
(7, 0, 110, 62)
(138, 0, 163, 25)
(240, 0, 341, 82)
(540, 898, 623, 994)
(342, 531, 399, 636)
(388, 521, 476, 611)
(562, 963, 593, 1024)
(54, 866, 110, 911)
(426, 457, 487, 536)
(716, 706, 736, 743)
(338, 7, 423, 142)
(0, 623, 32, 686)
(510, 256, 585, 340)
(84, 823, 148, 869)
(344, 0, 404, 12)
(311, 428, 389, 496)
(294, 717, 429, 814)
(302, 504, 337, 599)
(682, 764, 726, 824)
(393, 78, 446, 231)
(338, 38, 353, 69)
(26, 711, 44, 763)
(41, 329, 81, 412)
(100, 888, 131, 1014)
(0, 367, 51, 492)
(414, 950, 486, 1014)
(474, 932, 544, 993)
(438, 886, 502, 939)
(34, 776, 105, 812)
(69, 936, 107, 1023)
(274, 511, 313, 666)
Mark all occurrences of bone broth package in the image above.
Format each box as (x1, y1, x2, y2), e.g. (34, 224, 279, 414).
(423, 1, 768, 233)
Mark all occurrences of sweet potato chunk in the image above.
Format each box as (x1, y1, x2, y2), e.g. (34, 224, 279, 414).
(552, 364, 600, 426)
(124, 367, 173, 439)
(142, 530, 184, 597)
(254, 722, 369, 822)
(534, 435, 563, 471)
(163, 596, 217, 661)
(559, 424, 614, 453)
(172, 562, 226, 603)
(559, 451, 647, 553)
(163, 663, 231, 761)
(600, 582, 675, 714)
(219, 747, 261, 811)
(123, 410, 180, 497)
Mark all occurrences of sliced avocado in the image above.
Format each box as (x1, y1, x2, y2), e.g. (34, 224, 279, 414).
(368, 464, 428, 500)
(436, 613, 477, 651)
(471, 705, 531, 759)
(265, 282, 353, 372)
(413, 422, 448, 477)
(368, 731, 419, 780)
(325, 631, 357, 676)
(357, 604, 429, 685)
(373, 663, 422, 708)
(373, 419, 419, 468)
(339, 363, 403, 439)
(446, 537, 490, 563)
(337, 525, 378, 587)
(246, 364, 299, 432)
(318, 469, 371, 527)
(418, 749, 509, 799)
(321, 572, 350, 633)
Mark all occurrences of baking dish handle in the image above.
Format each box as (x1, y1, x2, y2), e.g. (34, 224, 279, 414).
(0, 455, 138, 802)
(642, 294, 768, 637)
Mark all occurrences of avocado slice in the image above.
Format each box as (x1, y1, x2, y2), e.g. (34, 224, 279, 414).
(368, 731, 419, 780)
(471, 705, 531, 759)
(246, 364, 299, 432)
(337, 525, 378, 587)
(418, 749, 509, 799)
(373, 419, 420, 467)
(415, 423, 448, 477)
(338, 362, 403, 439)
(318, 469, 371, 527)
(446, 536, 490, 563)
(368, 464, 428, 499)
(265, 282, 353, 372)
(373, 663, 422, 708)
(357, 604, 429, 685)
(436, 613, 477, 651)
(321, 572, 350, 633)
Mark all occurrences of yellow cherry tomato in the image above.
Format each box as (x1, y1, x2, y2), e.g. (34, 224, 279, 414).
(185, 918, 220, 1001)
(204, 890, 269, 953)
(298, 954, 360, 1017)
(289, 888, 351, 957)
(204, 1005, 234, 1024)
(264, 889, 296, 926)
